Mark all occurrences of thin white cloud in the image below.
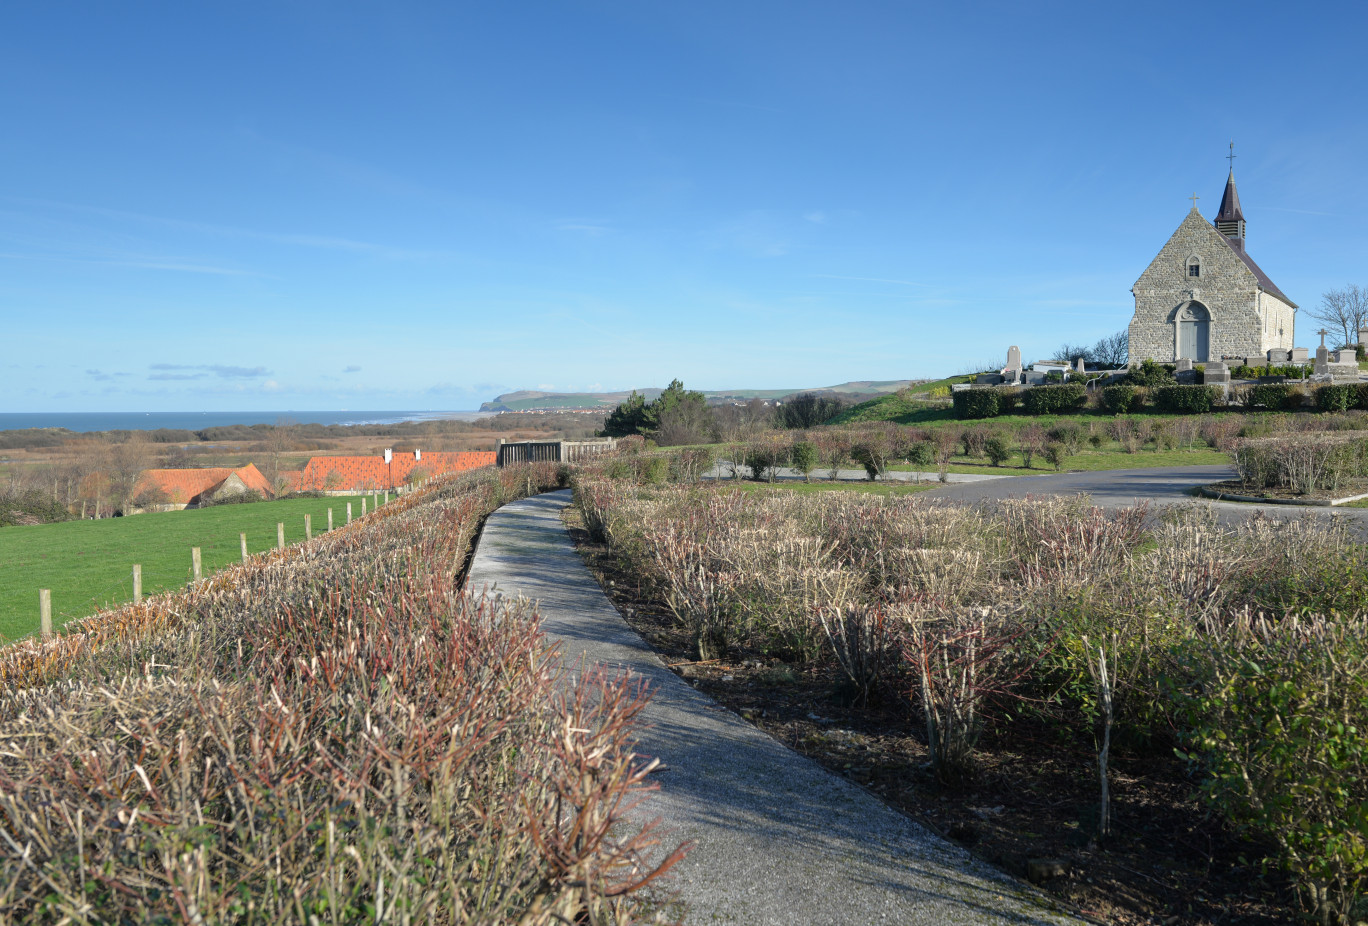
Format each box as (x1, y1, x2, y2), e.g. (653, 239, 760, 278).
(804, 211, 827, 224)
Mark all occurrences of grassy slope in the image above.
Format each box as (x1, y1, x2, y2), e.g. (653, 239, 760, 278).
(0, 495, 372, 640)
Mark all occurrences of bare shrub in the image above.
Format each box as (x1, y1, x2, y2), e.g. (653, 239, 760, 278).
(902, 607, 1030, 784)
(0, 466, 681, 923)
(818, 604, 891, 706)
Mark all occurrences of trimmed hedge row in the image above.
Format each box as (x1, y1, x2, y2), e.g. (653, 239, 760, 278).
(1153, 384, 1218, 414)
(953, 379, 1367, 420)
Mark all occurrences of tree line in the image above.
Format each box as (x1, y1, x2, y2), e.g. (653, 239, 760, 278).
(601, 380, 849, 445)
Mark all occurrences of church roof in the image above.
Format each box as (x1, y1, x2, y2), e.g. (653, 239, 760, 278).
(1215, 229, 1296, 308)
(1215, 170, 1244, 224)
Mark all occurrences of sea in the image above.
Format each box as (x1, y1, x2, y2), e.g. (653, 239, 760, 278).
(0, 410, 491, 434)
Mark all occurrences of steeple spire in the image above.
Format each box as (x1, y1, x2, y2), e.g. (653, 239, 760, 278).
(1215, 142, 1246, 243)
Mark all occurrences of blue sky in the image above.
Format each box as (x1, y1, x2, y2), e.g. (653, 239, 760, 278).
(3, 1, 1366, 412)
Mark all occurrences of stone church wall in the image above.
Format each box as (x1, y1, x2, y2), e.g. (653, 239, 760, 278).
(1129, 211, 1264, 363)
(1256, 291, 1295, 354)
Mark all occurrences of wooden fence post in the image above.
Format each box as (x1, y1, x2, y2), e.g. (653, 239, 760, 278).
(240, 532, 248, 564)
(39, 589, 51, 638)
(361, 498, 367, 517)
(327, 508, 333, 531)
(277, 523, 285, 550)
(384, 490, 389, 505)
(133, 564, 142, 603)
(305, 514, 312, 541)
(191, 547, 202, 583)
(346, 503, 353, 524)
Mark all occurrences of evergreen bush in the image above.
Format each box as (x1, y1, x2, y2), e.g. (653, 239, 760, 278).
(1101, 384, 1139, 414)
(952, 388, 1001, 420)
(1153, 385, 1217, 414)
(1020, 383, 1086, 415)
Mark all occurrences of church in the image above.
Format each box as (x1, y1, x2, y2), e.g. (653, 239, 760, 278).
(1128, 152, 1297, 363)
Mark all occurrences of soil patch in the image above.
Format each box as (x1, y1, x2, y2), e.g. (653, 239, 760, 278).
(563, 507, 1298, 926)
(1203, 478, 1368, 504)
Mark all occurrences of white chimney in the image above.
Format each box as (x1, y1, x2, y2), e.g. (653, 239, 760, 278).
(383, 448, 393, 464)
(414, 449, 421, 461)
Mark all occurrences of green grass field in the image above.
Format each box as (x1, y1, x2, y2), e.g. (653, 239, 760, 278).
(888, 445, 1231, 475)
(0, 495, 377, 641)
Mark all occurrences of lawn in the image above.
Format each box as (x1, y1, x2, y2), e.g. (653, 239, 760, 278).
(0, 494, 377, 641)
(888, 445, 1231, 475)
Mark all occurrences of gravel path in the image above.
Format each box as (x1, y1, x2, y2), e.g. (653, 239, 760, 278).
(466, 490, 1080, 925)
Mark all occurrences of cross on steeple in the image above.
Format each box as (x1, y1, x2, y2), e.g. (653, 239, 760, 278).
(1189, 192, 1200, 209)
(1227, 140, 1237, 171)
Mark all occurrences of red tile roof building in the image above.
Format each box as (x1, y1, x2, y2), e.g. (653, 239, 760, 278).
(134, 464, 274, 509)
(294, 450, 494, 493)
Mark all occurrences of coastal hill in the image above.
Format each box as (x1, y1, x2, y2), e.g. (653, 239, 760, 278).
(480, 380, 921, 412)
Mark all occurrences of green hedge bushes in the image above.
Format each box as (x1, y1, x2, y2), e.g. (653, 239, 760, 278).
(1021, 383, 1087, 415)
(1153, 385, 1218, 414)
(1246, 382, 1305, 410)
(1100, 384, 1142, 414)
(1315, 384, 1365, 413)
(952, 388, 1001, 420)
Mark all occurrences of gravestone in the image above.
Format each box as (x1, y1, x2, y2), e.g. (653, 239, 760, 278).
(1291, 347, 1309, 362)
(1315, 329, 1330, 376)
(1268, 348, 1291, 363)
(1174, 357, 1193, 372)
(1001, 348, 1023, 388)
(1074, 356, 1086, 374)
(1360, 326, 1368, 349)
(976, 373, 1005, 386)
(1204, 361, 1231, 385)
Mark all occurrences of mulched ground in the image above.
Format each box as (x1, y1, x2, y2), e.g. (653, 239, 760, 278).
(1204, 478, 1368, 503)
(562, 511, 1301, 926)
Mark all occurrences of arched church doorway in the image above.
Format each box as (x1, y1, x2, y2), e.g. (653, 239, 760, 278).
(1173, 302, 1210, 362)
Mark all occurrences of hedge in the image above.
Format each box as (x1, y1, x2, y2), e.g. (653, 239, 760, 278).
(1316, 384, 1364, 413)
(953, 389, 1001, 420)
(1153, 384, 1218, 414)
(1101, 384, 1140, 414)
(1020, 383, 1087, 415)
(1247, 383, 1303, 410)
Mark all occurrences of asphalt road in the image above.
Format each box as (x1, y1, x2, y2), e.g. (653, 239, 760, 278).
(918, 464, 1368, 538)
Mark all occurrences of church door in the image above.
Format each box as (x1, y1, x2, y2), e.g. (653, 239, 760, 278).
(1176, 303, 1211, 361)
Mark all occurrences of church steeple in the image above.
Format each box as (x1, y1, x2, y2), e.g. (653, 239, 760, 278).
(1214, 141, 1245, 242)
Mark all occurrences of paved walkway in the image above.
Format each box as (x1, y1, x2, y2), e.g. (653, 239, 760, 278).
(466, 491, 1079, 925)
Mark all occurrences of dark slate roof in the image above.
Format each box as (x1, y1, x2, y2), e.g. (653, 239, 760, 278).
(1216, 170, 1244, 223)
(1216, 229, 1297, 307)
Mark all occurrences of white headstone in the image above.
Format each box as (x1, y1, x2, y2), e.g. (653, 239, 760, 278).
(1005, 345, 1022, 372)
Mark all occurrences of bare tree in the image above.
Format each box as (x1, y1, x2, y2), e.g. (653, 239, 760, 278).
(1090, 330, 1129, 368)
(1054, 343, 1093, 365)
(263, 417, 299, 497)
(1308, 285, 1368, 349)
(106, 433, 155, 513)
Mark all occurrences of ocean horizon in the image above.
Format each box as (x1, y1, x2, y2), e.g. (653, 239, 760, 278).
(0, 410, 491, 434)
